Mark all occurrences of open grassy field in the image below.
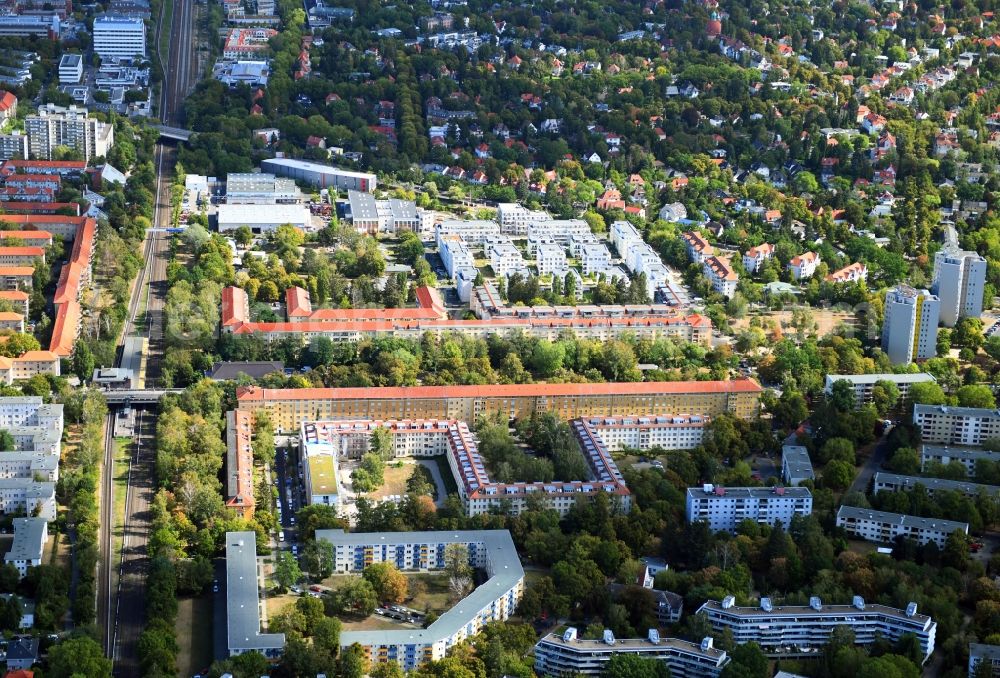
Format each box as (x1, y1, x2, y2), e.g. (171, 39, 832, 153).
(369, 463, 412, 500)
(112, 438, 131, 568)
(405, 573, 453, 614)
(176, 595, 213, 678)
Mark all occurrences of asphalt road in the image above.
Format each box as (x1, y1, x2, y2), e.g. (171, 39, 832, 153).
(847, 433, 893, 497)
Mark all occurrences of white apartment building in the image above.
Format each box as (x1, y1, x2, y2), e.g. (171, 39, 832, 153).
(835, 505, 968, 547)
(486, 238, 527, 279)
(435, 220, 501, 248)
(58, 54, 83, 84)
(921, 444, 1000, 474)
(681, 231, 713, 264)
(933, 248, 987, 327)
(568, 232, 600, 257)
(913, 404, 1000, 446)
(536, 242, 568, 276)
(824, 373, 936, 407)
(93, 16, 147, 61)
(346, 190, 419, 234)
(25, 105, 114, 162)
(873, 472, 1000, 499)
(496, 203, 550, 235)
(4, 517, 45, 577)
(0, 398, 63, 431)
(225, 173, 300, 204)
(438, 235, 477, 280)
(702, 256, 738, 298)
(320, 529, 524, 671)
(579, 415, 709, 452)
(611, 220, 643, 256)
(685, 485, 813, 533)
(526, 220, 592, 246)
(781, 445, 814, 485)
(788, 252, 820, 280)
(580, 243, 612, 276)
(0, 480, 55, 520)
(968, 644, 1000, 677)
(535, 628, 730, 678)
(881, 286, 940, 365)
(698, 595, 936, 663)
(742, 243, 774, 273)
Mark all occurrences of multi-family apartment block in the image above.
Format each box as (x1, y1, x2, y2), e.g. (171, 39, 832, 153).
(319, 529, 523, 671)
(969, 644, 1000, 677)
(4, 518, 45, 578)
(921, 444, 1000, 474)
(788, 252, 820, 280)
(913, 404, 1000, 446)
(226, 532, 285, 657)
(225, 411, 255, 520)
(681, 231, 713, 264)
(781, 445, 814, 485)
(742, 243, 773, 273)
(685, 485, 813, 533)
(239, 379, 763, 434)
(495, 203, 550, 235)
(881, 286, 940, 365)
(933, 248, 986, 327)
(873, 472, 999, 499)
(580, 243, 612, 276)
(835, 505, 968, 547)
(25, 105, 114, 162)
(826, 262, 867, 284)
(702, 256, 738, 298)
(534, 628, 730, 678)
(485, 238, 527, 279)
(698, 595, 936, 663)
(824, 373, 936, 408)
(536, 242, 568, 276)
(222, 28, 278, 59)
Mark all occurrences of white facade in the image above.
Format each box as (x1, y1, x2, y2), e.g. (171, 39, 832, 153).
(932, 248, 987, 327)
(685, 485, 813, 533)
(4, 517, 45, 577)
(93, 16, 147, 61)
(25, 105, 115, 162)
(535, 629, 729, 678)
(921, 444, 1000, 474)
(580, 243, 612, 276)
(836, 505, 968, 547)
(58, 54, 83, 84)
(438, 235, 477, 280)
(435, 220, 501, 247)
(881, 286, 940, 365)
(781, 445, 814, 485)
(526, 219, 592, 246)
(226, 173, 300, 204)
(496, 203, 550, 235)
(788, 252, 820, 280)
(536, 242, 568, 276)
(702, 256, 738, 298)
(824, 373, 936, 407)
(486, 238, 526, 279)
(698, 596, 936, 663)
(742, 244, 774, 273)
(216, 203, 311, 232)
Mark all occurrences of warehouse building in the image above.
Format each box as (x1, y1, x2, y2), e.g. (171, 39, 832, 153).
(216, 203, 311, 233)
(261, 157, 376, 192)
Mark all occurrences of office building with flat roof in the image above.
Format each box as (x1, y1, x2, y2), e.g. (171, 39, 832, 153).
(913, 404, 1000, 446)
(237, 380, 764, 433)
(933, 248, 986, 327)
(225, 531, 285, 657)
(534, 628, 729, 678)
(873, 472, 1000, 499)
(836, 505, 968, 547)
(58, 54, 83, 84)
(225, 172, 300, 204)
(685, 485, 813, 533)
(698, 595, 936, 663)
(93, 15, 147, 61)
(881, 286, 940, 365)
(216, 203, 311, 233)
(318, 529, 523, 670)
(781, 445, 814, 485)
(824, 373, 936, 407)
(921, 445, 1000, 474)
(346, 190, 418, 234)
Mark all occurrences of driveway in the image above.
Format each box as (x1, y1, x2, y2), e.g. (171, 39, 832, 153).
(847, 434, 892, 496)
(414, 458, 449, 507)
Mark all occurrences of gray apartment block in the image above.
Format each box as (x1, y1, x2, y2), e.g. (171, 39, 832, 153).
(881, 286, 940, 365)
(873, 471, 1000, 499)
(781, 445, 814, 485)
(225, 531, 284, 658)
(933, 248, 986, 327)
(921, 445, 1000, 474)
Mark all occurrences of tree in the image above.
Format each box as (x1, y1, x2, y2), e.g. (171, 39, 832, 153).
(957, 384, 996, 408)
(601, 653, 671, 678)
(314, 616, 342, 656)
(363, 562, 408, 603)
(954, 317, 984, 349)
(327, 576, 378, 617)
(47, 636, 113, 678)
(234, 225, 253, 248)
(302, 539, 334, 580)
(907, 381, 947, 406)
(886, 447, 920, 475)
(296, 504, 343, 540)
(720, 642, 768, 678)
(274, 551, 302, 591)
(340, 643, 370, 678)
(444, 542, 473, 597)
(71, 341, 95, 382)
(823, 460, 854, 490)
(0, 430, 14, 452)
(871, 380, 901, 415)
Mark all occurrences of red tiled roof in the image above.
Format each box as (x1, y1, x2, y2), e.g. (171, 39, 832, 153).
(285, 286, 312, 317)
(237, 379, 762, 402)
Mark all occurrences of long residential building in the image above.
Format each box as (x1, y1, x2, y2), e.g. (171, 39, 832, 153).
(921, 445, 1000, 474)
(685, 485, 813, 533)
(319, 529, 523, 671)
(932, 248, 986, 327)
(872, 472, 1000, 499)
(968, 644, 1000, 677)
(534, 628, 730, 678)
(225, 411, 255, 519)
(913, 404, 1000, 446)
(881, 286, 940, 365)
(835, 505, 968, 547)
(824, 373, 936, 407)
(221, 285, 714, 346)
(697, 595, 936, 663)
(781, 445, 814, 485)
(226, 532, 284, 657)
(238, 379, 764, 433)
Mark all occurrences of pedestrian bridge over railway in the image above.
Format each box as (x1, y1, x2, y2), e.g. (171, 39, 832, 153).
(103, 389, 183, 405)
(150, 124, 194, 142)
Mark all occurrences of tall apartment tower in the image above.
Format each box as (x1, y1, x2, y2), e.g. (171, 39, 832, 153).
(881, 286, 940, 365)
(932, 248, 986, 327)
(24, 104, 114, 162)
(92, 15, 146, 61)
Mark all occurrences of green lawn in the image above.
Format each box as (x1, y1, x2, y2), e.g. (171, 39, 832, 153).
(112, 438, 132, 568)
(405, 573, 454, 614)
(176, 595, 213, 678)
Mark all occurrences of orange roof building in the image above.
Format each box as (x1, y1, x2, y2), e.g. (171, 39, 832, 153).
(236, 379, 763, 432)
(225, 410, 255, 520)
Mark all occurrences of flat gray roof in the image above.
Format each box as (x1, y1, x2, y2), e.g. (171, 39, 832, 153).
(261, 157, 376, 180)
(348, 190, 377, 220)
(782, 445, 814, 479)
(687, 486, 812, 500)
(825, 373, 935, 387)
(970, 643, 1000, 660)
(537, 632, 728, 662)
(921, 444, 1000, 462)
(874, 472, 1000, 496)
(836, 505, 969, 533)
(319, 529, 523, 648)
(60, 54, 82, 67)
(914, 404, 1000, 418)
(699, 598, 932, 626)
(5, 517, 45, 563)
(226, 531, 285, 652)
